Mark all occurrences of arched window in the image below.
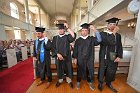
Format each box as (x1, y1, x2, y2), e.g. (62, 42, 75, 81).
(10, 2, 19, 19)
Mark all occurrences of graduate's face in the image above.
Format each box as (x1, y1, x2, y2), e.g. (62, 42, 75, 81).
(81, 29, 89, 37)
(36, 32, 43, 39)
(58, 29, 65, 35)
(107, 23, 116, 31)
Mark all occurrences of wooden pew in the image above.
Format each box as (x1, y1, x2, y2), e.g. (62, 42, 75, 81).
(30, 45, 34, 57)
(21, 46, 28, 61)
(50, 62, 130, 75)
(6, 49, 17, 68)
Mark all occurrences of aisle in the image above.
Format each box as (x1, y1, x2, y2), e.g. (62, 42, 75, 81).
(0, 57, 34, 93)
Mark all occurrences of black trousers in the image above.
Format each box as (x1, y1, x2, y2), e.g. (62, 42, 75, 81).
(0, 56, 3, 67)
(98, 59, 118, 83)
(77, 67, 93, 83)
(55, 56, 73, 79)
(38, 61, 52, 82)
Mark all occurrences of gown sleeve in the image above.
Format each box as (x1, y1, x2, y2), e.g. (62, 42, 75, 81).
(67, 33, 76, 43)
(52, 36, 58, 57)
(72, 39, 78, 59)
(92, 31, 102, 46)
(44, 39, 52, 51)
(116, 34, 123, 58)
(33, 40, 36, 57)
(100, 32, 116, 46)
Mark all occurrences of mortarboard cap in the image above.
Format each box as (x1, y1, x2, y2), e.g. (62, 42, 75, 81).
(56, 24, 65, 29)
(35, 27, 45, 33)
(80, 23, 90, 29)
(106, 17, 121, 24)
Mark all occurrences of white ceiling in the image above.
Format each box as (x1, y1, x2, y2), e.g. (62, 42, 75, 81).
(17, 0, 76, 20)
(16, 0, 135, 28)
(36, 0, 75, 17)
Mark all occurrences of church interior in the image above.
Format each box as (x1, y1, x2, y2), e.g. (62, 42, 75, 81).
(0, 0, 140, 93)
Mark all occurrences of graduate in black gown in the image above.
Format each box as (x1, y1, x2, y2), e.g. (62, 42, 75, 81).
(52, 23, 76, 88)
(98, 17, 123, 92)
(33, 27, 52, 89)
(73, 23, 102, 90)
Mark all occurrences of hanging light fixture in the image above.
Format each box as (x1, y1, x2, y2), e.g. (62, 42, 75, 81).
(128, 22, 136, 28)
(128, 14, 137, 28)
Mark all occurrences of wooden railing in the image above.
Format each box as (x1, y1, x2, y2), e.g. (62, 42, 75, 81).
(3, 45, 132, 74)
(50, 46, 132, 74)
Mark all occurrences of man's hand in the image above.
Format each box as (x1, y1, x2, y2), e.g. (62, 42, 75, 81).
(113, 26, 119, 35)
(90, 25, 97, 32)
(64, 23, 75, 38)
(57, 53, 64, 61)
(73, 59, 77, 65)
(114, 57, 121, 62)
(44, 37, 48, 44)
(64, 23, 69, 29)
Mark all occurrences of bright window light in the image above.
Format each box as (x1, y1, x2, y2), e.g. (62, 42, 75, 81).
(14, 30, 21, 39)
(10, 2, 19, 19)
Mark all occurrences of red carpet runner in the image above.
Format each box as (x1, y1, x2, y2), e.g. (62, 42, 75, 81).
(0, 57, 34, 93)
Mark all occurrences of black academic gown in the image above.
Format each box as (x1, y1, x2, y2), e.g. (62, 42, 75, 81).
(52, 33, 76, 79)
(98, 32, 123, 83)
(73, 36, 100, 82)
(33, 39, 52, 81)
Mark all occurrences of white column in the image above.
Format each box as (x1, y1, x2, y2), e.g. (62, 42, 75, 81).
(70, 14, 73, 29)
(38, 7, 41, 26)
(75, 15, 77, 28)
(79, 6, 82, 22)
(24, 0, 32, 39)
(24, 0, 29, 23)
(127, 4, 140, 92)
(87, 0, 94, 35)
(71, 14, 76, 30)
(78, 0, 82, 24)
(0, 24, 6, 40)
(75, 15, 79, 33)
(87, 0, 94, 11)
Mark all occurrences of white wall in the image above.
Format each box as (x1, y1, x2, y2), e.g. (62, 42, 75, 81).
(127, 5, 140, 92)
(118, 25, 135, 46)
(0, 24, 7, 40)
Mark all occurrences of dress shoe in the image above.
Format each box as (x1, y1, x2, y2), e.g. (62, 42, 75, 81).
(106, 83, 118, 93)
(98, 83, 103, 91)
(69, 82, 74, 88)
(88, 82, 95, 91)
(56, 81, 61, 88)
